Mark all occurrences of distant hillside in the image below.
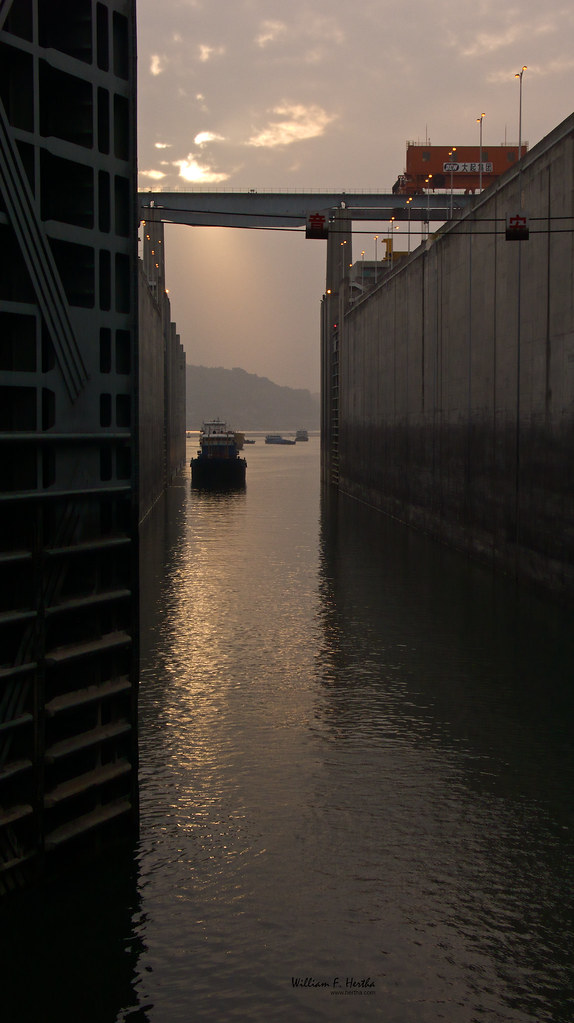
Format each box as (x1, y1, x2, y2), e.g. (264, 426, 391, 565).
(186, 365, 320, 431)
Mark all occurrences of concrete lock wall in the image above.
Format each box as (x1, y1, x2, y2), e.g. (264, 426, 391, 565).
(165, 321, 187, 488)
(138, 260, 167, 518)
(138, 221, 186, 522)
(338, 113, 574, 598)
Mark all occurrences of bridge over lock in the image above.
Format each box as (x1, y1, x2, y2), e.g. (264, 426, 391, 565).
(137, 189, 471, 283)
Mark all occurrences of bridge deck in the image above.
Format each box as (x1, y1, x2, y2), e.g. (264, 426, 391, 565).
(138, 191, 471, 229)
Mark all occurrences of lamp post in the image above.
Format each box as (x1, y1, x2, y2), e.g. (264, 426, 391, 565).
(406, 197, 412, 252)
(340, 239, 347, 281)
(448, 147, 456, 218)
(361, 250, 365, 290)
(477, 113, 485, 190)
(374, 235, 378, 284)
(515, 66, 527, 160)
(513, 66, 527, 544)
(425, 175, 432, 236)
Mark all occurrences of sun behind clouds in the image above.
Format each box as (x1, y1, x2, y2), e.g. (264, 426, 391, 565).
(173, 155, 230, 184)
(247, 103, 336, 148)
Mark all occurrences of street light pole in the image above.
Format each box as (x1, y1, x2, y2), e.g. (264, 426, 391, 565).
(340, 239, 347, 282)
(515, 66, 527, 159)
(448, 147, 456, 218)
(477, 113, 485, 190)
(374, 235, 378, 284)
(513, 67, 527, 544)
(425, 175, 432, 236)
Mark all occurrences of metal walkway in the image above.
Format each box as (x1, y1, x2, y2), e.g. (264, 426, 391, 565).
(138, 191, 471, 229)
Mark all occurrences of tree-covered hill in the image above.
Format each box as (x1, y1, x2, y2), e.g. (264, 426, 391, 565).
(186, 365, 320, 431)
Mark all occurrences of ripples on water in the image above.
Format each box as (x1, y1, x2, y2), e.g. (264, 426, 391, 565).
(2, 436, 574, 1022)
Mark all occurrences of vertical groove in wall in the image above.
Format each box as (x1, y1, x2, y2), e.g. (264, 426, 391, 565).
(545, 167, 552, 422)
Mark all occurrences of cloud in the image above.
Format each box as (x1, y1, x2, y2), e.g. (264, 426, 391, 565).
(302, 47, 325, 65)
(458, 26, 524, 57)
(194, 131, 225, 146)
(198, 43, 225, 62)
(150, 54, 165, 75)
(174, 155, 230, 183)
(452, 8, 567, 58)
(154, 142, 171, 149)
(540, 55, 574, 73)
(487, 56, 574, 83)
(140, 169, 167, 180)
(302, 14, 345, 47)
(253, 14, 344, 62)
(255, 20, 287, 48)
(247, 103, 336, 148)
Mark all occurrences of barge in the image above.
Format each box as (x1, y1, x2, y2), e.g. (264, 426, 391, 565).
(265, 434, 296, 445)
(191, 420, 247, 489)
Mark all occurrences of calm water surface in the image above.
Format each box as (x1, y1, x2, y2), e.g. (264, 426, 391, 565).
(3, 436, 574, 1022)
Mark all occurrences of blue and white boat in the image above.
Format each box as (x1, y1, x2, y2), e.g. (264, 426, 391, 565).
(191, 420, 247, 489)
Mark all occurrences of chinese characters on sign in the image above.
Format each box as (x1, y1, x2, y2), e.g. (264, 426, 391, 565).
(306, 211, 330, 239)
(443, 162, 494, 174)
(505, 212, 530, 240)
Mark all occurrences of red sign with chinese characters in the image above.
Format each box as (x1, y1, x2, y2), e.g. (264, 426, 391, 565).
(306, 211, 329, 239)
(506, 212, 529, 240)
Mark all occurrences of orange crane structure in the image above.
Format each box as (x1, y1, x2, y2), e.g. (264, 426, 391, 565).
(393, 142, 528, 195)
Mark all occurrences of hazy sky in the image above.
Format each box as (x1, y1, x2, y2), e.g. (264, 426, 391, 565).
(137, 0, 574, 390)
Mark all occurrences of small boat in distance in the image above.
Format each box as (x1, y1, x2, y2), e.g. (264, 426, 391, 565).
(265, 434, 296, 445)
(295, 429, 309, 442)
(191, 420, 247, 489)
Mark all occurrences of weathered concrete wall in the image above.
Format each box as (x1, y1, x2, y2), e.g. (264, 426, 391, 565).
(338, 114, 574, 598)
(138, 223, 186, 521)
(138, 260, 167, 519)
(165, 321, 186, 482)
